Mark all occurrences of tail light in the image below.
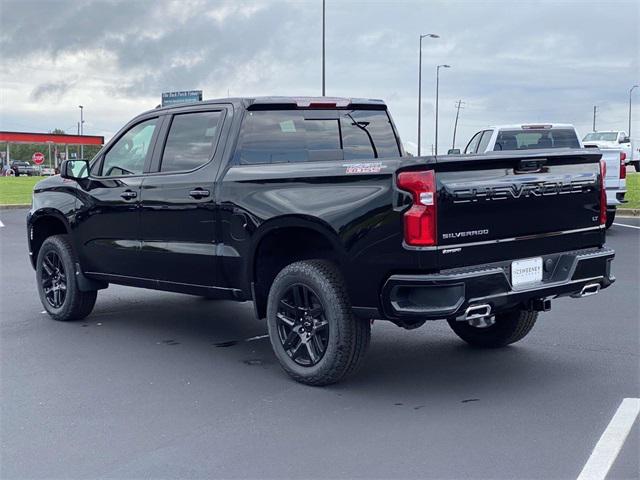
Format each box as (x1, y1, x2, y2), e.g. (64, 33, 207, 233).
(620, 152, 627, 180)
(397, 170, 437, 246)
(599, 159, 606, 226)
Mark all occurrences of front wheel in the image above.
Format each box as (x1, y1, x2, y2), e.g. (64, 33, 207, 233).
(447, 309, 538, 348)
(36, 235, 97, 321)
(266, 260, 370, 386)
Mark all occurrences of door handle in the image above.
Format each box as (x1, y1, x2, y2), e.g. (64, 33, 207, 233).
(120, 190, 137, 200)
(189, 188, 210, 199)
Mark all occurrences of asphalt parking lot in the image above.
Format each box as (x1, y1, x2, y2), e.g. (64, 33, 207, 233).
(1, 208, 638, 479)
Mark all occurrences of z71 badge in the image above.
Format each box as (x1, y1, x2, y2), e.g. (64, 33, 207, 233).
(344, 162, 386, 174)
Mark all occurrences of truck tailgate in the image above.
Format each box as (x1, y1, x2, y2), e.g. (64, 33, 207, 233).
(434, 150, 604, 268)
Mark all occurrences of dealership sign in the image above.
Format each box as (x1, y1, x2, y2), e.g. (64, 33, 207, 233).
(161, 90, 203, 107)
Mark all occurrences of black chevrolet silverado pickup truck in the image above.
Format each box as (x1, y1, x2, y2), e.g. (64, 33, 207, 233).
(28, 96, 615, 385)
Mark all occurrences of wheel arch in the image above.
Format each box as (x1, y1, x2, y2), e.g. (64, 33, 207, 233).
(28, 209, 72, 269)
(249, 215, 347, 319)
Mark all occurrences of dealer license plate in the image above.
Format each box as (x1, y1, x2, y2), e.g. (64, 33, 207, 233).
(511, 257, 543, 287)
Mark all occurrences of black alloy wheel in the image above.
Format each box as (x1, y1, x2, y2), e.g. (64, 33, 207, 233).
(41, 250, 67, 308)
(36, 234, 98, 321)
(275, 283, 329, 367)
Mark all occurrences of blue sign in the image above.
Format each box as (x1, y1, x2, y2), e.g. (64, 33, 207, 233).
(161, 90, 203, 107)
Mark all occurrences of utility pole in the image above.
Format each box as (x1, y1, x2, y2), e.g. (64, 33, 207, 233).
(629, 85, 639, 137)
(452, 100, 465, 149)
(592, 105, 597, 132)
(322, 0, 326, 96)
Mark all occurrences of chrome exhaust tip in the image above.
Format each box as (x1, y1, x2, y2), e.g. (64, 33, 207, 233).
(464, 304, 492, 320)
(571, 283, 600, 298)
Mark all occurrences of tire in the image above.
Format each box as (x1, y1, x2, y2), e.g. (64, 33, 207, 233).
(447, 309, 538, 348)
(266, 260, 370, 386)
(605, 208, 615, 229)
(36, 234, 97, 321)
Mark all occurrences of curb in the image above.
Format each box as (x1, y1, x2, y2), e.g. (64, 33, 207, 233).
(617, 208, 639, 217)
(0, 204, 30, 210)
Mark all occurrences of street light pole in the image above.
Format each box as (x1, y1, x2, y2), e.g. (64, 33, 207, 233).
(79, 105, 84, 159)
(322, 0, 326, 96)
(435, 64, 450, 156)
(629, 85, 639, 137)
(417, 33, 439, 156)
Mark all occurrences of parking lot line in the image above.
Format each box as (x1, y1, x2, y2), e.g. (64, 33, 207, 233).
(577, 398, 640, 480)
(0, 219, 4, 228)
(613, 223, 640, 230)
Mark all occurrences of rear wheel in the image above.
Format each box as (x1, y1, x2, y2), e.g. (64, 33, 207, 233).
(447, 309, 537, 348)
(36, 235, 97, 321)
(266, 260, 370, 386)
(605, 208, 616, 229)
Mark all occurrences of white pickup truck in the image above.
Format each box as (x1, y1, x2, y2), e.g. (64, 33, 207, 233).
(462, 124, 627, 228)
(582, 131, 635, 169)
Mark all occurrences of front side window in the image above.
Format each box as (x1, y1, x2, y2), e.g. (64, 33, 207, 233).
(102, 118, 157, 176)
(237, 109, 400, 164)
(161, 111, 222, 172)
(465, 131, 482, 154)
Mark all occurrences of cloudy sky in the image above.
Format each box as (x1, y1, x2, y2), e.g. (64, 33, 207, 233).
(1, 0, 638, 154)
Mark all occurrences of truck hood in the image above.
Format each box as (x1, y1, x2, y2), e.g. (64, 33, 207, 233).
(34, 174, 65, 192)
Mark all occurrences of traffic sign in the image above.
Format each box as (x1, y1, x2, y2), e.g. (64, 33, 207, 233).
(32, 152, 45, 165)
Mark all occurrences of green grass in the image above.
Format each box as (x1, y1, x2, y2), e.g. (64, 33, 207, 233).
(626, 173, 640, 209)
(0, 176, 42, 205)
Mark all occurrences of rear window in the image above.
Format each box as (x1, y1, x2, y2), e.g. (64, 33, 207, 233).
(493, 129, 579, 151)
(236, 109, 400, 164)
(583, 132, 618, 142)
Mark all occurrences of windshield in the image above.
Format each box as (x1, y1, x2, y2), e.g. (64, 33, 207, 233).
(493, 129, 580, 151)
(583, 132, 618, 142)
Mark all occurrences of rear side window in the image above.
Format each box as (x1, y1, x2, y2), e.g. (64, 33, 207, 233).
(161, 111, 222, 172)
(494, 129, 579, 151)
(237, 109, 400, 164)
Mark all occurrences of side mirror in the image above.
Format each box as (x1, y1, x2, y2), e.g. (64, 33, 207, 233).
(447, 148, 461, 155)
(620, 137, 630, 144)
(60, 159, 90, 180)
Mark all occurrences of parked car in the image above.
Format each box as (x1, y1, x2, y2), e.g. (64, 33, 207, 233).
(28, 97, 615, 385)
(11, 160, 36, 176)
(40, 167, 57, 176)
(463, 124, 582, 154)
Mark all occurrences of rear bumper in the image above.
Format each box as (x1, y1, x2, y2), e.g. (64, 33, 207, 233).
(606, 188, 626, 206)
(380, 246, 615, 321)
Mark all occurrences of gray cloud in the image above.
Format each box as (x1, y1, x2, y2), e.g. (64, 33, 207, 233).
(31, 80, 76, 101)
